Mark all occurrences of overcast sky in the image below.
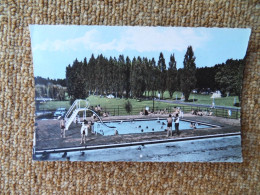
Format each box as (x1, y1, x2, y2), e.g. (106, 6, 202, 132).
(29, 25, 251, 79)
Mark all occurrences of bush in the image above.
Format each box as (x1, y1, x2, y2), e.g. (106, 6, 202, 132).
(233, 103, 240, 107)
(124, 100, 132, 114)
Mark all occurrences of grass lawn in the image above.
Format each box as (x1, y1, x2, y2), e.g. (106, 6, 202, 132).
(144, 91, 240, 108)
(39, 101, 71, 111)
(38, 95, 240, 119)
(39, 92, 240, 111)
(86, 95, 179, 112)
(39, 96, 180, 113)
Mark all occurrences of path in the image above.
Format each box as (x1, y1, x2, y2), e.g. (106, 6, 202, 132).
(155, 99, 240, 111)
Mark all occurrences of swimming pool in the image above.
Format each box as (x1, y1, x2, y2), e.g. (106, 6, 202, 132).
(93, 118, 219, 136)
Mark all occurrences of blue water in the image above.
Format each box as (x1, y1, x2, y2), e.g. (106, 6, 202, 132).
(93, 119, 212, 136)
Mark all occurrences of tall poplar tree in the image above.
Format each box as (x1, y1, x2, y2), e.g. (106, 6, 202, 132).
(87, 54, 96, 94)
(66, 59, 87, 103)
(118, 55, 125, 97)
(167, 54, 178, 98)
(158, 52, 167, 99)
(180, 46, 197, 101)
(125, 56, 131, 98)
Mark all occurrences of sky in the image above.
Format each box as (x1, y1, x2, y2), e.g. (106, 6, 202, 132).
(29, 25, 251, 79)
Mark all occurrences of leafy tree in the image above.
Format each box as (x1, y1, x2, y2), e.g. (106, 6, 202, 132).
(196, 67, 215, 91)
(167, 54, 178, 98)
(180, 46, 197, 101)
(215, 59, 245, 100)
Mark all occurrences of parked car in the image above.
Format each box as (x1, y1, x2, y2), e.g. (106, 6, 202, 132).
(106, 94, 115, 99)
(192, 89, 198, 94)
(53, 108, 67, 117)
(201, 91, 209, 95)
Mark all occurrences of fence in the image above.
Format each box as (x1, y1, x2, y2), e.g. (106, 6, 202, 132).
(99, 105, 240, 120)
(36, 105, 240, 120)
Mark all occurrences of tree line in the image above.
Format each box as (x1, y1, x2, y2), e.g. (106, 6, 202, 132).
(34, 77, 67, 100)
(66, 46, 196, 102)
(196, 59, 245, 101)
(35, 45, 243, 103)
(35, 76, 66, 87)
(35, 84, 66, 101)
(66, 46, 245, 103)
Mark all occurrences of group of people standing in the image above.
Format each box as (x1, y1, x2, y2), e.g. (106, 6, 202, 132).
(166, 114, 180, 137)
(59, 117, 92, 144)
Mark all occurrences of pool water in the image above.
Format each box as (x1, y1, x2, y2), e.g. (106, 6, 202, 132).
(93, 119, 213, 136)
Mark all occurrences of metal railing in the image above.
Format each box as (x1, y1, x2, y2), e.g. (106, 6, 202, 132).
(36, 105, 241, 120)
(99, 105, 241, 119)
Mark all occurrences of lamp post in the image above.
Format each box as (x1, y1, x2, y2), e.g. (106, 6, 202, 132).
(212, 97, 215, 108)
(152, 91, 155, 112)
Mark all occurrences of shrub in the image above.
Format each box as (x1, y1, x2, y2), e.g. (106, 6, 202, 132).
(124, 100, 132, 114)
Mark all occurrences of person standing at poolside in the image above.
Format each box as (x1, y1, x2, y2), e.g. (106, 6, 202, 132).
(97, 105, 102, 116)
(80, 121, 88, 144)
(167, 114, 173, 137)
(174, 114, 180, 135)
(95, 105, 98, 115)
(180, 109, 184, 118)
(60, 117, 66, 138)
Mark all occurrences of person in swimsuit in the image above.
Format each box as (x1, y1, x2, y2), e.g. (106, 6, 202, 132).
(190, 122, 197, 129)
(60, 117, 66, 138)
(80, 121, 88, 144)
(167, 114, 173, 137)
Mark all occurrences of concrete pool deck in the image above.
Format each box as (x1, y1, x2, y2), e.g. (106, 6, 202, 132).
(34, 114, 241, 151)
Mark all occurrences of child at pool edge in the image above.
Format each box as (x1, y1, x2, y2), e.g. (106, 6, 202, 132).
(60, 117, 66, 138)
(167, 114, 173, 137)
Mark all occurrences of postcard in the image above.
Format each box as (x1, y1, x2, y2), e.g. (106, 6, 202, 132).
(30, 25, 250, 162)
